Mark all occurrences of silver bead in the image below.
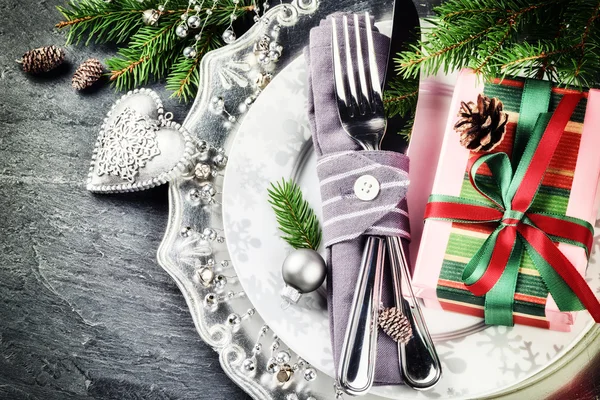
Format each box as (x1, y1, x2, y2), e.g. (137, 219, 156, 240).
(188, 188, 202, 204)
(183, 46, 197, 59)
(204, 293, 217, 308)
(194, 163, 212, 180)
(142, 9, 161, 26)
(200, 182, 216, 200)
(181, 12, 189, 20)
(196, 140, 209, 153)
(275, 350, 291, 364)
(304, 367, 317, 381)
(157, 4, 165, 12)
(282, 249, 327, 293)
(268, 49, 280, 62)
(211, 96, 225, 113)
(222, 28, 236, 44)
(176, 24, 189, 37)
(187, 15, 201, 29)
(213, 153, 228, 169)
(253, 35, 271, 54)
(180, 226, 192, 237)
(214, 274, 227, 291)
(216, 236, 225, 243)
(253, 343, 262, 353)
(194, 5, 202, 11)
(206, 8, 213, 15)
(266, 358, 280, 374)
(227, 313, 241, 326)
(202, 228, 217, 240)
(197, 267, 214, 286)
(242, 358, 255, 372)
(257, 52, 269, 65)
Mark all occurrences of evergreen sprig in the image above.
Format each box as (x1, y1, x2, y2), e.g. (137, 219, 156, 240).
(397, 0, 600, 88)
(268, 179, 322, 251)
(57, 0, 254, 101)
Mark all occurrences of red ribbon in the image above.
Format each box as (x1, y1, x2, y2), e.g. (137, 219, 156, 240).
(425, 93, 600, 322)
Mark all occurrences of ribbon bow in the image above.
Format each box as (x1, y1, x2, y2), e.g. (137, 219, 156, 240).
(425, 84, 600, 326)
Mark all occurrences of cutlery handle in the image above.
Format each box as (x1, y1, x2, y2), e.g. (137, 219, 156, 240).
(387, 236, 442, 390)
(337, 236, 386, 396)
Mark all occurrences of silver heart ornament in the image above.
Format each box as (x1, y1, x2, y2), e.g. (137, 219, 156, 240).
(87, 88, 196, 193)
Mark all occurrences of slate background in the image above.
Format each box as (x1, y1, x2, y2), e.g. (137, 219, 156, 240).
(0, 1, 439, 399)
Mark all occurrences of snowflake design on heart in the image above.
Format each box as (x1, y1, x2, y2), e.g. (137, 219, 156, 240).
(96, 107, 161, 182)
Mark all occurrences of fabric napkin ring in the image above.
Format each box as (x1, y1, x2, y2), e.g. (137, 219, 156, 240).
(316, 150, 411, 247)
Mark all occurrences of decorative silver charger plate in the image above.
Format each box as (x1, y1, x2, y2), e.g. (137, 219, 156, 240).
(155, 1, 600, 399)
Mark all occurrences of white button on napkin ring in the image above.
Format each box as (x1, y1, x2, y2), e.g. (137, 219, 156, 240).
(354, 175, 380, 201)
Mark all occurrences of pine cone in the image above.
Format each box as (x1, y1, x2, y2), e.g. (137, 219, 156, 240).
(19, 45, 65, 74)
(454, 94, 509, 152)
(378, 307, 413, 344)
(72, 58, 104, 90)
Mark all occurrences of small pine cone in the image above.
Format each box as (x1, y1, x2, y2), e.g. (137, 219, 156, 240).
(19, 45, 65, 74)
(72, 58, 104, 90)
(454, 93, 509, 152)
(378, 307, 413, 344)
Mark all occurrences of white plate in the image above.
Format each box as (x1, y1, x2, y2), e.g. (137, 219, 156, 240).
(222, 28, 600, 400)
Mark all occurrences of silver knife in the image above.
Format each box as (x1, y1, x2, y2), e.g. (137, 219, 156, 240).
(382, 0, 442, 390)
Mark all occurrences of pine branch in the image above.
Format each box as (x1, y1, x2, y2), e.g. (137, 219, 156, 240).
(383, 76, 419, 119)
(268, 179, 322, 251)
(166, 27, 222, 102)
(57, 0, 150, 45)
(396, 0, 600, 88)
(56, 0, 254, 100)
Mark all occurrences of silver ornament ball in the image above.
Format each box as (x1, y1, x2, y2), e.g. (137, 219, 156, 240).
(281, 249, 326, 293)
(222, 28, 236, 44)
(183, 46, 197, 59)
(187, 15, 201, 29)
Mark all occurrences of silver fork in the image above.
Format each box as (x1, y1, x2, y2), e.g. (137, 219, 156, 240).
(332, 12, 387, 396)
(332, 12, 442, 394)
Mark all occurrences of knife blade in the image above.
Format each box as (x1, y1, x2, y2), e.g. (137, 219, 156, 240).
(380, 0, 443, 390)
(381, 0, 420, 152)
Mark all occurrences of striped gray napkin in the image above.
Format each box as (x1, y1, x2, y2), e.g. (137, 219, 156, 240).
(306, 14, 410, 385)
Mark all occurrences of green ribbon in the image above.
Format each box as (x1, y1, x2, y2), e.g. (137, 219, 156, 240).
(429, 80, 593, 325)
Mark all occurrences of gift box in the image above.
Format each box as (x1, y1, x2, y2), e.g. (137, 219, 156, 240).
(410, 70, 600, 331)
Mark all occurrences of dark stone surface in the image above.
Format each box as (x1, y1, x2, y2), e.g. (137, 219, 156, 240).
(0, 1, 438, 399)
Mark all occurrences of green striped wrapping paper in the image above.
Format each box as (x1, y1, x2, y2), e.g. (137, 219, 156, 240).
(436, 77, 589, 326)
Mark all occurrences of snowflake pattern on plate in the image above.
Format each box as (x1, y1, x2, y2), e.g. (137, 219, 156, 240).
(96, 107, 161, 182)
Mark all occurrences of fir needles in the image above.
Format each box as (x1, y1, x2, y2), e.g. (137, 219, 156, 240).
(397, 0, 600, 88)
(56, 0, 253, 102)
(268, 179, 322, 251)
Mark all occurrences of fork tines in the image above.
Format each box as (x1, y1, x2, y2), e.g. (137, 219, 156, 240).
(331, 12, 383, 118)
